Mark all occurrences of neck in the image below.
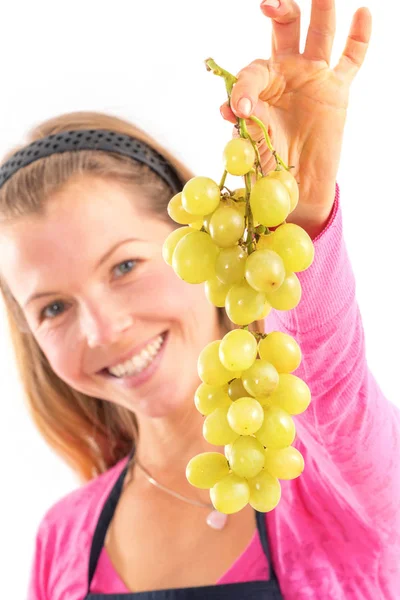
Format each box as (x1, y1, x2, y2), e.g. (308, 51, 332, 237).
(135, 401, 218, 479)
(131, 319, 229, 488)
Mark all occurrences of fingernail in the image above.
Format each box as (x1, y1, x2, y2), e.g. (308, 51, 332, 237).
(261, 0, 281, 8)
(237, 98, 252, 117)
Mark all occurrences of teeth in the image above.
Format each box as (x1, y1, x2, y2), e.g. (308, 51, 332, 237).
(108, 335, 164, 378)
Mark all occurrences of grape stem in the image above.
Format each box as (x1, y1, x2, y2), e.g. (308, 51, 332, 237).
(244, 172, 255, 255)
(206, 57, 280, 332)
(205, 58, 289, 172)
(249, 115, 289, 172)
(219, 170, 228, 190)
(205, 58, 237, 97)
(240, 118, 264, 178)
(253, 332, 268, 341)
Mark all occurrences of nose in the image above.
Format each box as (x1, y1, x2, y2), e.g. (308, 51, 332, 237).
(81, 301, 134, 348)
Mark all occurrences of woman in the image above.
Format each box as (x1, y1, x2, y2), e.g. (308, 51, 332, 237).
(0, 1, 398, 598)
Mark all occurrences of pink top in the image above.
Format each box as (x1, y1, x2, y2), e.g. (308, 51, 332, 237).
(27, 184, 400, 599)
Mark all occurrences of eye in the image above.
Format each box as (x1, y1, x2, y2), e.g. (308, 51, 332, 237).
(40, 301, 67, 320)
(37, 259, 138, 320)
(113, 259, 138, 278)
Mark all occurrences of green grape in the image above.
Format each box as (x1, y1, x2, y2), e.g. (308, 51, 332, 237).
(210, 473, 250, 514)
(162, 226, 193, 266)
(227, 397, 264, 435)
(204, 276, 232, 307)
(245, 249, 286, 293)
(219, 329, 258, 372)
(182, 176, 221, 216)
(219, 196, 233, 209)
(242, 359, 279, 398)
(235, 201, 247, 219)
(215, 246, 247, 285)
(257, 395, 275, 410)
(269, 374, 311, 415)
(223, 138, 256, 176)
(230, 436, 265, 479)
(225, 281, 266, 326)
(257, 223, 314, 273)
(172, 231, 219, 284)
(231, 188, 246, 201)
(255, 406, 296, 449)
(190, 219, 204, 230)
(194, 383, 230, 416)
(265, 272, 302, 311)
(266, 169, 299, 213)
(228, 378, 251, 401)
(250, 177, 291, 227)
(224, 443, 233, 463)
(259, 302, 272, 320)
(209, 206, 245, 248)
(186, 452, 230, 489)
(224, 195, 246, 219)
(264, 446, 305, 480)
(203, 207, 219, 233)
(198, 340, 240, 387)
(203, 406, 239, 445)
(167, 192, 201, 225)
(256, 234, 271, 251)
(258, 332, 302, 373)
(248, 470, 281, 512)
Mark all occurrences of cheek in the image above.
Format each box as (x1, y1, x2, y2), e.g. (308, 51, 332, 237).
(136, 260, 216, 325)
(34, 326, 83, 385)
(32, 259, 219, 390)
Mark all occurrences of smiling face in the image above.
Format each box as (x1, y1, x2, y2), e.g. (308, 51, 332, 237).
(0, 175, 221, 418)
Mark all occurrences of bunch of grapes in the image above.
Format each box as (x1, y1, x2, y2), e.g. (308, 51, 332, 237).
(162, 59, 315, 515)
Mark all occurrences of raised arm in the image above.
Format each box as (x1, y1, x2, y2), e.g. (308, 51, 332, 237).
(220, 0, 399, 546)
(266, 182, 400, 542)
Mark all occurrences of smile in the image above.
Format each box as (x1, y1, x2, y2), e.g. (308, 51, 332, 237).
(106, 332, 167, 378)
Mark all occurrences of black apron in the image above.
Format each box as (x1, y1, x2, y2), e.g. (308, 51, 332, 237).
(84, 455, 283, 599)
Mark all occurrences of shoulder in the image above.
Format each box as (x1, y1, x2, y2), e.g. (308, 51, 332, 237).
(29, 456, 130, 598)
(37, 454, 129, 547)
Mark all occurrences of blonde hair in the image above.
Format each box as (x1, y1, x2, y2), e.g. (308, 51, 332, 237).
(0, 111, 263, 483)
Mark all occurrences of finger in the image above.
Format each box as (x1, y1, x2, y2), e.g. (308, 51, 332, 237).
(229, 101, 275, 150)
(260, 0, 301, 57)
(230, 60, 270, 119)
(303, 0, 336, 64)
(333, 7, 372, 84)
(220, 101, 264, 139)
(220, 102, 237, 124)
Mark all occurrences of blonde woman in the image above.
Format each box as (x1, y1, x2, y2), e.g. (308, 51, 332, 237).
(0, 1, 398, 599)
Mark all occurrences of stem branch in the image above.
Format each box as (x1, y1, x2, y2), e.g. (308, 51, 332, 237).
(241, 118, 264, 177)
(219, 170, 228, 190)
(244, 172, 255, 255)
(249, 115, 289, 171)
(205, 58, 238, 98)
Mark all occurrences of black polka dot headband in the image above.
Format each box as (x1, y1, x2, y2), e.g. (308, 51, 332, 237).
(0, 129, 183, 194)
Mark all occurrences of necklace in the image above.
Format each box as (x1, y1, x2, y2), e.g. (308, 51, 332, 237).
(134, 459, 228, 531)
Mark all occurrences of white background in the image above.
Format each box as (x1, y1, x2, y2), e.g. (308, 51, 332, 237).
(0, 0, 398, 596)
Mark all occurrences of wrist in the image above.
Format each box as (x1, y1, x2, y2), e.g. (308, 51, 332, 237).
(286, 180, 337, 240)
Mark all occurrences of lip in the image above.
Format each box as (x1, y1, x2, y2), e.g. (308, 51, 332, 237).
(99, 331, 168, 372)
(101, 331, 169, 389)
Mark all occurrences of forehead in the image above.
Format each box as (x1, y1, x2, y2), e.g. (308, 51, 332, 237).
(0, 177, 164, 302)
(40, 176, 145, 237)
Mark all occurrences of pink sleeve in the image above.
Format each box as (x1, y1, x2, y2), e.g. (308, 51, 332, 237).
(265, 183, 400, 542)
(27, 521, 51, 600)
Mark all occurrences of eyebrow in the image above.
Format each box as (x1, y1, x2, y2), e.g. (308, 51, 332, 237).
(23, 237, 140, 308)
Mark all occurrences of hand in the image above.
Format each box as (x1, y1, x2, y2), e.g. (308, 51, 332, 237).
(221, 0, 372, 238)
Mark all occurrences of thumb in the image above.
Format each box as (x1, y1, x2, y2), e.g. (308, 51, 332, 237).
(230, 60, 270, 119)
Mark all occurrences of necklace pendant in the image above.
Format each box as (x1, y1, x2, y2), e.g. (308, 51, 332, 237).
(206, 509, 228, 530)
